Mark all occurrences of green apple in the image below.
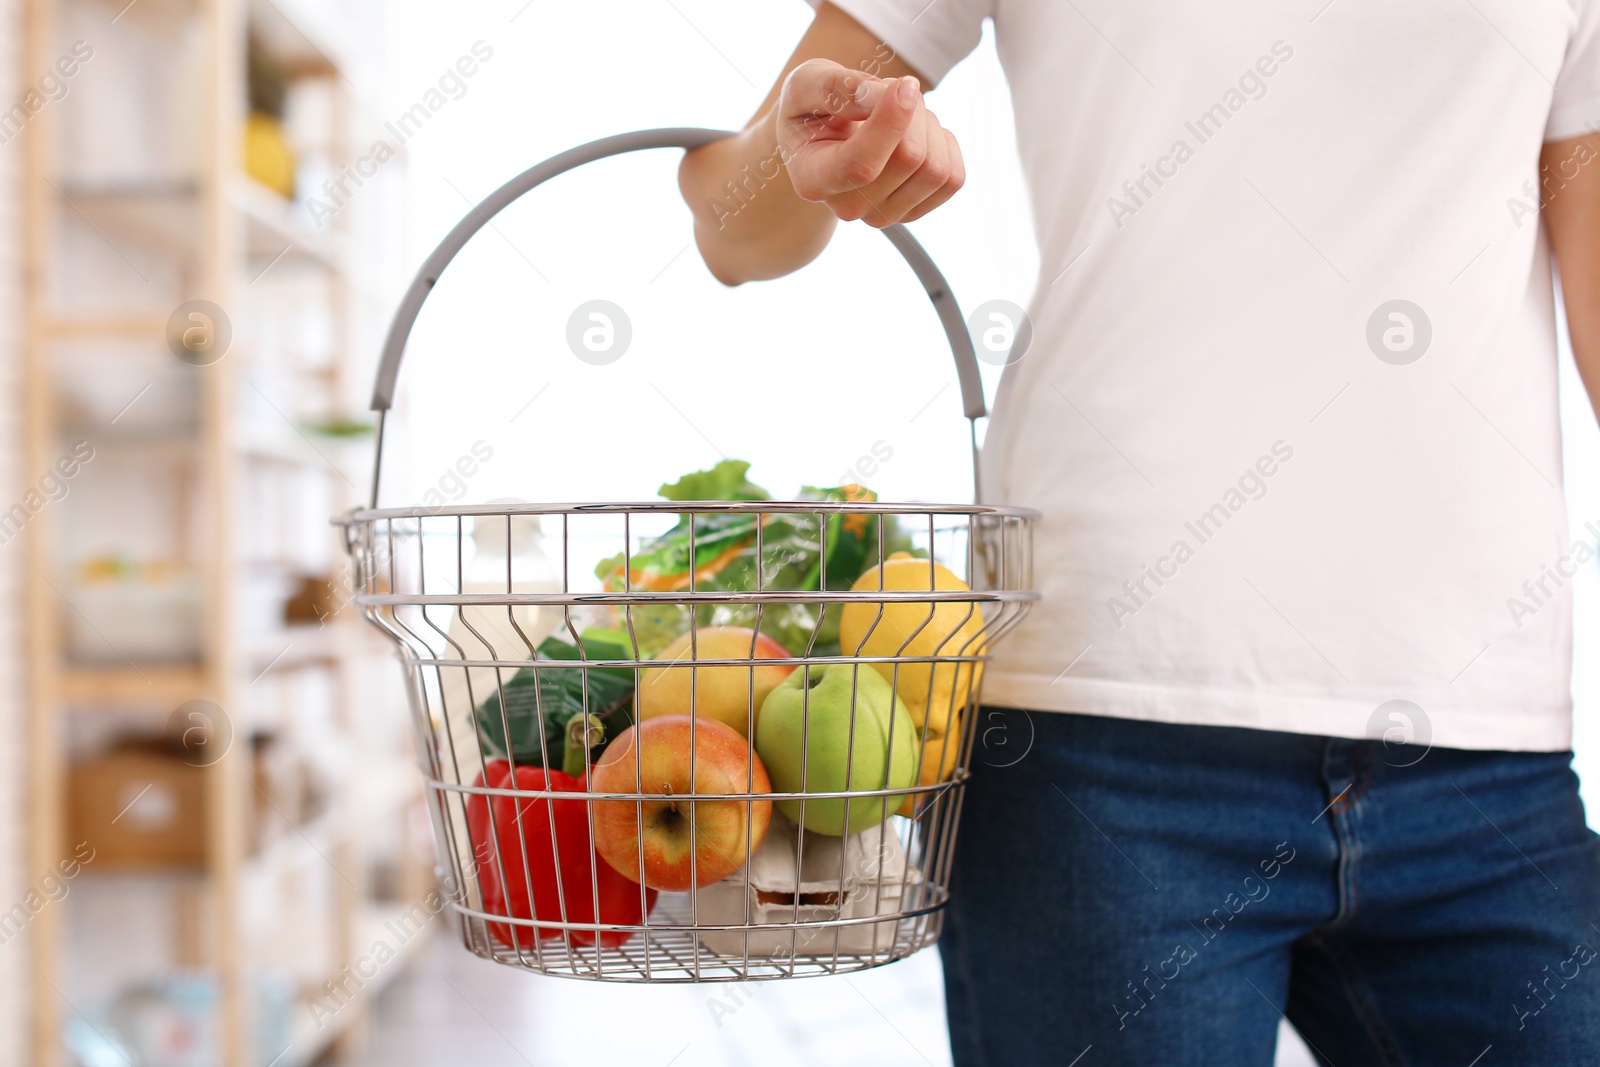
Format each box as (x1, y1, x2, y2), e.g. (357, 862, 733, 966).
(755, 662, 916, 836)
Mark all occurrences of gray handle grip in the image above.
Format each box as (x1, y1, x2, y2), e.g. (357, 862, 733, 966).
(367, 127, 986, 507)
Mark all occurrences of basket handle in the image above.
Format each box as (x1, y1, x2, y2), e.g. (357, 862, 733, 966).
(366, 127, 987, 509)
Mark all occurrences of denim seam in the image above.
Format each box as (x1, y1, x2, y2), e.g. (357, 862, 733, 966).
(1324, 746, 1370, 931)
(1318, 780, 1356, 927)
(1304, 932, 1411, 1067)
(1327, 822, 1359, 929)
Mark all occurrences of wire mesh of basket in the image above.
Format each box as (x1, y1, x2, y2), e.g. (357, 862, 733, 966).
(337, 129, 1038, 982)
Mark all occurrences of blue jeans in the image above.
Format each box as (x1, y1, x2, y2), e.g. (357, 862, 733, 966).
(940, 710, 1600, 1066)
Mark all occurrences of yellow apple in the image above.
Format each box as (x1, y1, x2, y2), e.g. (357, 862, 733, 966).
(636, 626, 793, 737)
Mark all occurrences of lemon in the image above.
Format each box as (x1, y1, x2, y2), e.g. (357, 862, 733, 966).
(896, 714, 963, 817)
(839, 552, 986, 734)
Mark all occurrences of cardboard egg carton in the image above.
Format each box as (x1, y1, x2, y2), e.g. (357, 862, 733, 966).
(694, 813, 921, 958)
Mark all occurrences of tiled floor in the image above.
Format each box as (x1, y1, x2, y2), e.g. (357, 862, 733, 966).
(348, 935, 1316, 1066)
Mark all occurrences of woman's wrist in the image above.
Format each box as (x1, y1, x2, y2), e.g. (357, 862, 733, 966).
(680, 114, 838, 285)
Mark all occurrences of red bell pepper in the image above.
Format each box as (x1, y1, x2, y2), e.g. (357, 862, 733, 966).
(467, 759, 655, 949)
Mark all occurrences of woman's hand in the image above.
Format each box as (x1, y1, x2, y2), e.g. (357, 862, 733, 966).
(678, 5, 956, 284)
(777, 59, 965, 228)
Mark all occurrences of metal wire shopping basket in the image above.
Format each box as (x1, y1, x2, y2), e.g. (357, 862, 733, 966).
(337, 129, 1038, 982)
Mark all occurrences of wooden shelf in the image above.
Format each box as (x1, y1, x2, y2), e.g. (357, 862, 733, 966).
(59, 663, 209, 708)
(58, 425, 201, 454)
(52, 422, 364, 465)
(232, 176, 341, 269)
(23, 3, 416, 1064)
(237, 425, 354, 469)
(74, 864, 208, 886)
(54, 175, 340, 270)
(248, 0, 355, 81)
(42, 315, 168, 339)
(55, 178, 199, 254)
(245, 627, 342, 677)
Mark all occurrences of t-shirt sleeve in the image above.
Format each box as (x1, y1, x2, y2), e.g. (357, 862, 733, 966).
(804, 0, 993, 85)
(1548, 0, 1600, 140)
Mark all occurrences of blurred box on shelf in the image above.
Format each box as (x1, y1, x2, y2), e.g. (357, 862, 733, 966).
(65, 558, 203, 664)
(250, 732, 312, 854)
(284, 572, 338, 625)
(68, 742, 207, 870)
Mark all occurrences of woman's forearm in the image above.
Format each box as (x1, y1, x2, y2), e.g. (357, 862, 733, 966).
(1543, 134, 1600, 426)
(678, 108, 839, 286)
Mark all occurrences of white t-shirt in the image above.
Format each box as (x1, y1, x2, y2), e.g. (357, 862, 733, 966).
(821, 0, 1600, 751)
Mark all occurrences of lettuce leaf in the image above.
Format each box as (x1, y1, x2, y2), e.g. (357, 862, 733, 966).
(593, 464, 918, 658)
(657, 459, 770, 502)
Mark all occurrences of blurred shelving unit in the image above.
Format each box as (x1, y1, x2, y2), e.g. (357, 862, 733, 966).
(20, 1, 429, 1065)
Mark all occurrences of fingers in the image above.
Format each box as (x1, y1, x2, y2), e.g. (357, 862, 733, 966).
(833, 76, 922, 189)
(870, 109, 951, 223)
(826, 104, 965, 227)
(900, 128, 965, 222)
(777, 61, 965, 224)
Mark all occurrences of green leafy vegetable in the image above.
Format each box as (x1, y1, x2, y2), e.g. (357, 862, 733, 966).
(657, 459, 771, 502)
(473, 630, 637, 770)
(594, 461, 920, 658)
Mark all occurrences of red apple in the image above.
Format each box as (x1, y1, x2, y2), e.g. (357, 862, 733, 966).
(591, 715, 772, 891)
(637, 626, 794, 737)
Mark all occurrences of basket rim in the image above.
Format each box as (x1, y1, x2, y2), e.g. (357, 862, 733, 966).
(353, 589, 1039, 606)
(403, 651, 988, 668)
(446, 896, 945, 936)
(430, 777, 961, 804)
(335, 499, 1042, 523)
